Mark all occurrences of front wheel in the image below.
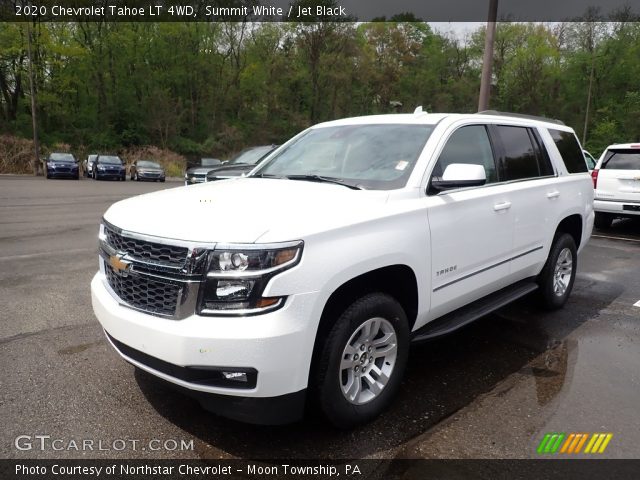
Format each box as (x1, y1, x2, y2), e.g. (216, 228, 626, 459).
(313, 293, 409, 428)
(537, 233, 577, 310)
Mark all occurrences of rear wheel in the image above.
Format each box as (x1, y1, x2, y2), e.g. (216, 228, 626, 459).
(594, 212, 613, 229)
(537, 233, 577, 310)
(313, 293, 409, 428)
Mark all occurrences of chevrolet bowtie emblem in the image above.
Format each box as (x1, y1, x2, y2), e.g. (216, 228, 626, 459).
(109, 254, 131, 275)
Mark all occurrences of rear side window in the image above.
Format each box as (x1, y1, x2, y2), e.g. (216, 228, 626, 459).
(431, 125, 498, 184)
(548, 129, 587, 173)
(494, 126, 541, 181)
(601, 150, 640, 170)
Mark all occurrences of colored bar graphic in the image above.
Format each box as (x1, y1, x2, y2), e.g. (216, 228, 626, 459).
(537, 433, 613, 455)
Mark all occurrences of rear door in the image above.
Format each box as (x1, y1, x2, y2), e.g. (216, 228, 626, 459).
(489, 124, 559, 279)
(596, 147, 640, 203)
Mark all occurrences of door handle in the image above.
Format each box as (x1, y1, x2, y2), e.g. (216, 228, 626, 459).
(493, 201, 512, 211)
(546, 191, 560, 199)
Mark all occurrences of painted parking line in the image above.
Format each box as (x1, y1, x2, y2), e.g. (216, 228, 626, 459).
(592, 234, 640, 243)
(634, 300, 640, 308)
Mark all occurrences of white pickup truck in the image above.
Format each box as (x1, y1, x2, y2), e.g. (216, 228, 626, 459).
(91, 111, 594, 427)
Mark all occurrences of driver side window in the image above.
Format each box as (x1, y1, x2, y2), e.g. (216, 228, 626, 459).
(431, 125, 497, 184)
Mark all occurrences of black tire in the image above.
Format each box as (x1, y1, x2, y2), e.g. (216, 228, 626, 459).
(160, 178, 165, 182)
(46, 174, 51, 179)
(537, 233, 577, 310)
(136, 173, 140, 181)
(313, 292, 409, 428)
(130, 173, 135, 181)
(594, 212, 613, 230)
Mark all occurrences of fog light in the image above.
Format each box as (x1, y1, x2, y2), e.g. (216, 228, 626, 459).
(222, 371, 248, 382)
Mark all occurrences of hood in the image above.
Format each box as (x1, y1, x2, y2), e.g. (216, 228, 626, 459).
(103, 177, 390, 244)
(207, 164, 253, 178)
(137, 166, 164, 172)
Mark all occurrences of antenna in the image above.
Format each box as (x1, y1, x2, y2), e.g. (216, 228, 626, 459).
(414, 106, 426, 114)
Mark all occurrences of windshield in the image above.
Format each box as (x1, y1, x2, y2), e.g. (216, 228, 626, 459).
(49, 153, 75, 162)
(137, 161, 161, 168)
(228, 146, 275, 165)
(254, 124, 433, 190)
(602, 150, 640, 170)
(98, 156, 122, 165)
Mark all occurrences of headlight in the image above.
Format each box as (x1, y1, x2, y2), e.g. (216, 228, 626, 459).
(98, 165, 106, 170)
(199, 241, 303, 315)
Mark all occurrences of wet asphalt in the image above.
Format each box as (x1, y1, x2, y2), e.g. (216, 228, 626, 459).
(0, 175, 638, 460)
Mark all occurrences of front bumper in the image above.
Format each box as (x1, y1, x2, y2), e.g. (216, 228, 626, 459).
(48, 169, 78, 178)
(594, 199, 640, 217)
(91, 272, 318, 423)
(138, 172, 165, 181)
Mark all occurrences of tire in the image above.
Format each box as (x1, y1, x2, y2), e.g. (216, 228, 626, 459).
(46, 174, 51, 179)
(594, 212, 613, 230)
(135, 173, 140, 181)
(74, 174, 79, 180)
(160, 179, 165, 183)
(313, 292, 409, 428)
(130, 172, 135, 181)
(537, 233, 577, 310)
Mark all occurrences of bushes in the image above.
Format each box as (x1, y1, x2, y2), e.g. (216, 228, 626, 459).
(0, 135, 36, 174)
(0, 136, 187, 177)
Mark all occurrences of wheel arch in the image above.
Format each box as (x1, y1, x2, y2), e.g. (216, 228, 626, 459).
(555, 213, 583, 248)
(308, 264, 418, 388)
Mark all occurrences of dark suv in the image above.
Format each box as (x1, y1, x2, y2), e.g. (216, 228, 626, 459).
(46, 153, 79, 180)
(92, 155, 126, 181)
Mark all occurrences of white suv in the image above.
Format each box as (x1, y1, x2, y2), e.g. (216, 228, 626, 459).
(91, 111, 594, 427)
(592, 143, 640, 229)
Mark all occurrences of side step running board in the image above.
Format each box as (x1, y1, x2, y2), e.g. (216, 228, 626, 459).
(411, 279, 538, 343)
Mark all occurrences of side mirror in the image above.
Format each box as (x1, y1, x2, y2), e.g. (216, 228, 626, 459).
(431, 163, 486, 191)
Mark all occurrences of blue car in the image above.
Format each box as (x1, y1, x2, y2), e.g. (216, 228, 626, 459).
(92, 155, 126, 181)
(46, 153, 79, 180)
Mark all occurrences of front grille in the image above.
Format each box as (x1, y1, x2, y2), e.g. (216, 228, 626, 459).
(105, 263, 180, 316)
(104, 223, 188, 268)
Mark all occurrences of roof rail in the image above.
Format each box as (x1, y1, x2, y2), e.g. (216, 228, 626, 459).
(477, 110, 565, 126)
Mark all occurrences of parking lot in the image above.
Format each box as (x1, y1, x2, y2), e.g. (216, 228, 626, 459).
(1, 175, 639, 460)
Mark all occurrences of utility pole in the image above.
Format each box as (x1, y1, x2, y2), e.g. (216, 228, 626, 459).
(26, 14, 41, 176)
(582, 57, 595, 145)
(478, 0, 498, 112)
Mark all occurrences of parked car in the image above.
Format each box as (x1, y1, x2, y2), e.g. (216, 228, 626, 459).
(184, 158, 223, 185)
(92, 155, 126, 181)
(206, 145, 278, 182)
(91, 111, 593, 427)
(130, 160, 166, 182)
(45, 152, 79, 180)
(83, 154, 98, 177)
(592, 143, 640, 228)
(583, 150, 597, 171)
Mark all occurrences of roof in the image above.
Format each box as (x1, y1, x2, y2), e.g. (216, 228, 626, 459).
(313, 111, 574, 130)
(603, 143, 640, 150)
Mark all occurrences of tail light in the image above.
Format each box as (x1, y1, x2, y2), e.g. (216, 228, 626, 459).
(591, 169, 599, 189)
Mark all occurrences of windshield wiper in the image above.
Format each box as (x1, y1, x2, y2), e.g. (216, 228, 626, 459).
(285, 174, 364, 190)
(250, 173, 286, 179)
